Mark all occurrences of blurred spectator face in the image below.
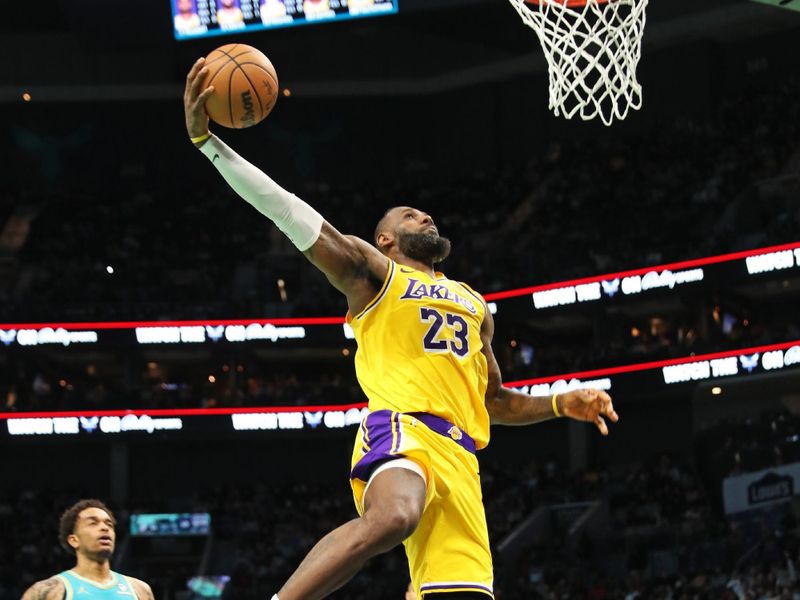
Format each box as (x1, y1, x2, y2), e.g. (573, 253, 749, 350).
(177, 0, 193, 13)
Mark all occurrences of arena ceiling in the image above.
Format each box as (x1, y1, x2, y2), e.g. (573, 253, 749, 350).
(0, 0, 798, 100)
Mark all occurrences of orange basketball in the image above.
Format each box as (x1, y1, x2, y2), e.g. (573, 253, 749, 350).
(202, 43, 279, 129)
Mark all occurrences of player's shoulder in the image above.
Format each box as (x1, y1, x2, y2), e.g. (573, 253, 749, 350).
(126, 576, 155, 600)
(20, 576, 65, 600)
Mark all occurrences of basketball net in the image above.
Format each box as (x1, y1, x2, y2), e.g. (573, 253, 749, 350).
(508, 0, 649, 126)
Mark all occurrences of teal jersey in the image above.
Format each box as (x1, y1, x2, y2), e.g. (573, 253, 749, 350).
(56, 571, 139, 600)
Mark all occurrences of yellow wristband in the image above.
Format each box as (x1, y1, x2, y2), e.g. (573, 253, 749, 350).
(551, 393, 561, 417)
(190, 132, 211, 144)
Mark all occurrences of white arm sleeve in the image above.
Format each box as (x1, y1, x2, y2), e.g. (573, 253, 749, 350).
(198, 134, 323, 251)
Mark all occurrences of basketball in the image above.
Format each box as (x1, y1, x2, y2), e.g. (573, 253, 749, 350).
(202, 43, 279, 129)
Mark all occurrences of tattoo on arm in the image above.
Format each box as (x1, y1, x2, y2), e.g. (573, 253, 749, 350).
(21, 578, 64, 600)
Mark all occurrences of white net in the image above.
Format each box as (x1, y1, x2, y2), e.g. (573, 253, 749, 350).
(508, 0, 649, 126)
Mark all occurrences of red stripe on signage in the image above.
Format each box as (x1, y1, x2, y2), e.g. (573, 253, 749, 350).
(0, 316, 347, 330)
(0, 402, 368, 421)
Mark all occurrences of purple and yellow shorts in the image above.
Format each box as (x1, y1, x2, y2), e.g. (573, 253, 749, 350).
(350, 410, 494, 598)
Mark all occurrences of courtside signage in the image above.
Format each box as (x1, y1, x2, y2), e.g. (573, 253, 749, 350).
(0, 318, 339, 348)
(531, 267, 704, 309)
(6, 415, 184, 436)
(134, 323, 306, 344)
(745, 248, 800, 274)
(231, 406, 368, 431)
(3, 404, 370, 437)
(661, 345, 800, 384)
(0, 328, 99, 347)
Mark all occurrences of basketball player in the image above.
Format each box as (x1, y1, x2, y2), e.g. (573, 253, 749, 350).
(303, 0, 332, 17)
(174, 0, 202, 34)
(184, 58, 619, 600)
(349, 0, 375, 11)
(216, 0, 244, 27)
(260, 0, 287, 22)
(20, 499, 155, 600)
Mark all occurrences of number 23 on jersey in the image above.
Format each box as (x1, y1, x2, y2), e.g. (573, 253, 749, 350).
(420, 307, 470, 357)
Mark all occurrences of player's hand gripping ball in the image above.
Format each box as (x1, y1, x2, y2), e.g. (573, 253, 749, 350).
(200, 43, 279, 129)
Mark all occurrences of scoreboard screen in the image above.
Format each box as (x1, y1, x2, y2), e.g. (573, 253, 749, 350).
(131, 513, 211, 536)
(172, 0, 399, 39)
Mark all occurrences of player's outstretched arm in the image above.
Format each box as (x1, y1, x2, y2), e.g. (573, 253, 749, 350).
(183, 58, 387, 306)
(20, 578, 65, 600)
(480, 304, 619, 434)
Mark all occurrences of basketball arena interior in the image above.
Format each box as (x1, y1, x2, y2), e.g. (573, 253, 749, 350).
(2, 0, 800, 598)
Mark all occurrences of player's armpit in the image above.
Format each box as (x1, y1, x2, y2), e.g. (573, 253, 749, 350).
(20, 578, 64, 600)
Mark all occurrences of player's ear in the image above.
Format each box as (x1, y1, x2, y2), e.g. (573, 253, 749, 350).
(68, 533, 80, 551)
(376, 231, 393, 251)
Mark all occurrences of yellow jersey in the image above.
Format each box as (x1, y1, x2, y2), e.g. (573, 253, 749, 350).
(347, 259, 490, 449)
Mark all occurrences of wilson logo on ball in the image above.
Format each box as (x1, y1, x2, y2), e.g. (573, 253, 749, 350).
(241, 90, 256, 126)
(201, 43, 279, 129)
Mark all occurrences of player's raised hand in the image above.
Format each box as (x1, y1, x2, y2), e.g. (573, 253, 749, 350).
(558, 389, 619, 435)
(183, 57, 215, 140)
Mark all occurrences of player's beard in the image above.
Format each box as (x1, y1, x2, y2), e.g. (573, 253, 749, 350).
(83, 547, 114, 562)
(397, 231, 451, 264)
(95, 548, 113, 561)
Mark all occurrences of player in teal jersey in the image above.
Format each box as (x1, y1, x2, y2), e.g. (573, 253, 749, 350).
(20, 499, 154, 600)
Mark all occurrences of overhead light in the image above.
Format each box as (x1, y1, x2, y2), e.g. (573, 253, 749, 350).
(711, 386, 722, 395)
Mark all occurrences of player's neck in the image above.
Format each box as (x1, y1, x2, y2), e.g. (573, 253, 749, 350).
(73, 555, 113, 583)
(394, 255, 435, 278)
